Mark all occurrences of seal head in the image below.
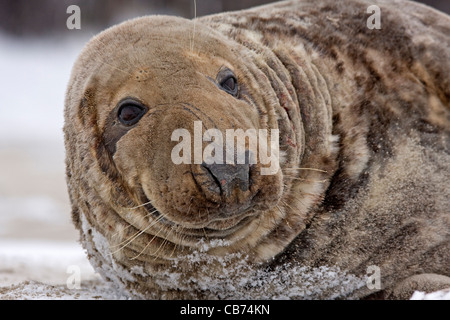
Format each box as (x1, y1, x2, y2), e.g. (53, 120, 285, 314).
(64, 14, 332, 270)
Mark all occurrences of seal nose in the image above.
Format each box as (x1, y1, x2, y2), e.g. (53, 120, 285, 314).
(201, 162, 251, 197)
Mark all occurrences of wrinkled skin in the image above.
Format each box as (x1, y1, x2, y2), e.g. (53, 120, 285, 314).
(64, 0, 450, 299)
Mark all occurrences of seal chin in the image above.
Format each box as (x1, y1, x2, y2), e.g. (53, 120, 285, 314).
(180, 214, 256, 238)
(144, 196, 257, 232)
(138, 180, 264, 237)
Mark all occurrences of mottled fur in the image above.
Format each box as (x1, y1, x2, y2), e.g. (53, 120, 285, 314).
(64, 0, 450, 299)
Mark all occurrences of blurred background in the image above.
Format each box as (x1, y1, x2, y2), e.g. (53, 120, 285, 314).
(0, 0, 448, 38)
(0, 0, 448, 295)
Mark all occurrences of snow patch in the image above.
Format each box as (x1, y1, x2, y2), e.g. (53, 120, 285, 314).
(410, 289, 450, 300)
(0, 280, 124, 300)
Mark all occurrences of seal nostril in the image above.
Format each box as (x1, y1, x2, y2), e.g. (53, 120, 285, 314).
(201, 162, 251, 196)
(201, 162, 223, 194)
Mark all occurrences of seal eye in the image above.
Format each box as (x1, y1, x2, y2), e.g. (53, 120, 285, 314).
(217, 68, 239, 97)
(117, 100, 147, 126)
(220, 76, 238, 96)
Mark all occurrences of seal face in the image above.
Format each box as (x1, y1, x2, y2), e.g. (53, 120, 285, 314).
(64, 0, 450, 299)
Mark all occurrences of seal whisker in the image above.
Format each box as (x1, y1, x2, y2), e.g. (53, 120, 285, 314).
(289, 194, 319, 211)
(169, 240, 179, 258)
(168, 228, 187, 258)
(281, 199, 296, 213)
(93, 56, 134, 77)
(127, 200, 156, 210)
(281, 199, 306, 219)
(285, 176, 328, 183)
(151, 227, 175, 261)
(129, 41, 147, 71)
(96, 38, 139, 71)
(110, 213, 165, 253)
(129, 224, 166, 260)
(283, 167, 328, 173)
(110, 208, 158, 239)
(190, 0, 197, 52)
(205, 208, 210, 224)
(202, 227, 209, 240)
(253, 210, 265, 233)
(171, 231, 190, 257)
(110, 210, 151, 238)
(276, 204, 285, 216)
(87, 36, 135, 77)
(274, 205, 286, 235)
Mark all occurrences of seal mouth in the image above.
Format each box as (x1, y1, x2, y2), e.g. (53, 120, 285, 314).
(179, 215, 255, 237)
(139, 190, 256, 238)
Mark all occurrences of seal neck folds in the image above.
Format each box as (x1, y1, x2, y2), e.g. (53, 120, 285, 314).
(210, 22, 339, 260)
